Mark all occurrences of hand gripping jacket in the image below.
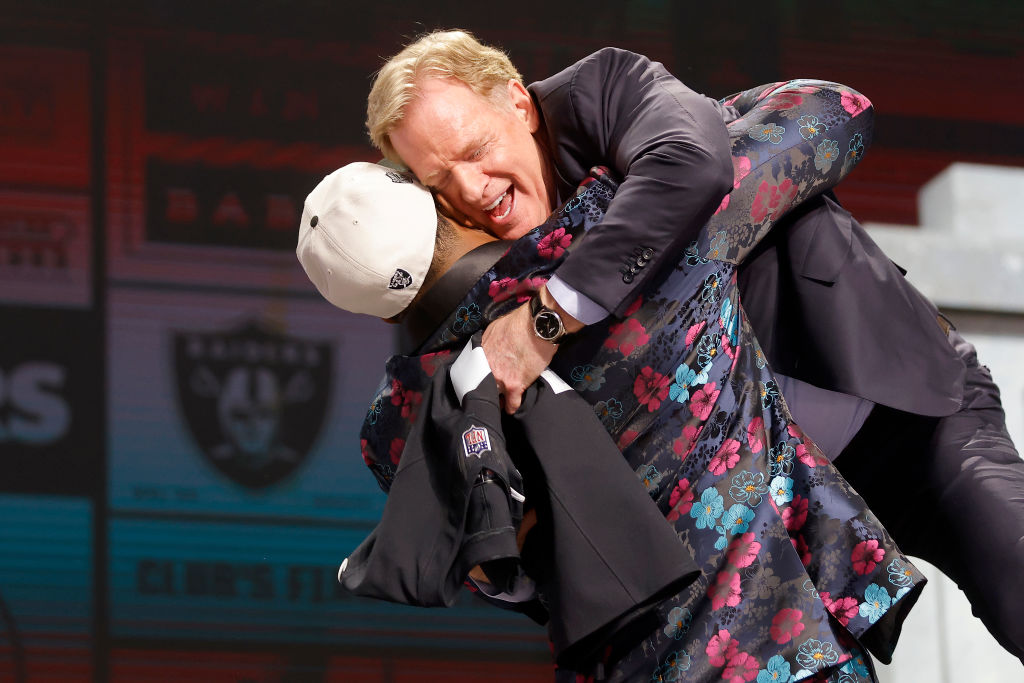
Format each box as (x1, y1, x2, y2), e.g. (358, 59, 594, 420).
(340, 336, 699, 668)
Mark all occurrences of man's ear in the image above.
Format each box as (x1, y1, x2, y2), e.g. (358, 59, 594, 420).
(507, 79, 541, 134)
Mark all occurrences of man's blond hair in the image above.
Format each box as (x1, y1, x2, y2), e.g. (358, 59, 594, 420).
(366, 30, 523, 163)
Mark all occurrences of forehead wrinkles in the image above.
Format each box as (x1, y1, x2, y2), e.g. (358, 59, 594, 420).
(408, 107, 492, 186)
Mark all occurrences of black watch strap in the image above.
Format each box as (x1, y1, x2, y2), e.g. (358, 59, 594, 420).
(529, 293, 567, 344)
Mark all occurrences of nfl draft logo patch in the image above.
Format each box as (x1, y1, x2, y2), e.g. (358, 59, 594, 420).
(462, 425, 491, 459)
(173, 320, 331, 489)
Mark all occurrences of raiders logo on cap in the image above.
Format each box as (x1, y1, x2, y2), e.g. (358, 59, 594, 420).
(388, 269, 413, 290)
(385, 169, 413, 184)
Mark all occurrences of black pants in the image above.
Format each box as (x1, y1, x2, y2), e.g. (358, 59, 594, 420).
(834, 330, 1024, 664)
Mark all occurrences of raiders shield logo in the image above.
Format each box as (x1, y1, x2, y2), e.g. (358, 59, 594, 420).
(388, 269, 413, 290)
(384, 169, 413, 184)
(173, 320, 331, 489)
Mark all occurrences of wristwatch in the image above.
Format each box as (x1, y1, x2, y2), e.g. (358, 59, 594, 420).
(529, 293, 568, 344)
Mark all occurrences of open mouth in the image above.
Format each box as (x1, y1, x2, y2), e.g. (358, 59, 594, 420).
(483, 186, 514, 221)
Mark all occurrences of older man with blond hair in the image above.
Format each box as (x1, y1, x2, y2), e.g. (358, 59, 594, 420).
(362, 29, 1024, 663)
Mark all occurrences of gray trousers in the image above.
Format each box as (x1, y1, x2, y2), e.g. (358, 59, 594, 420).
(831, 330, 1024, 663)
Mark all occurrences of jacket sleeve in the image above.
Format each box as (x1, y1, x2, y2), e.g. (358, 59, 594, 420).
(530, 47, 734, 317)
(702, 79, 875, 265)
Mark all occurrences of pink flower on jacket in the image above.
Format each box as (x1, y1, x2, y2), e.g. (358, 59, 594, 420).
(666, 477, 695, 522)
(604, 318, 650, 356)
(391, 382, 422, 421)
(753, 82, 786, 102)
(706, 629, 739, 666)
(713, 156, 753, 216)
(750, 178, 798, 224)
(709, 438, 742, 475)
(617, 429, 640, 451)
(841, 90, 871, 116)
(515, 277, 549, 303)
(761, 92, 803, 111)
(726, 531, 761, 569)
(851, 539, 884, 575)
(723, 651, 759, 683)
(722, 334, 738, 363)
(634, 366, 671, 412)
(623, 296, 643, 317)
(537, 227, 572, 259)
(769, 608, 805, 644)
(796, 440, 829, 468)
(673, 424, 703, 461)
(792, 534, 811, 566)
(388, 437, 405, 465)
(689, 381, 720, 420)
(782, 494, 809, 531)
(488, 277, 520, 303)
(733, 156, 752, 186)
(821, 591, 859, 626)
(685, 321, 706, 347)
(746, 417, 765, 454)
(708, 570, 743, 610)
(360, 438, 372, 467)
(420, 350, 451, 377)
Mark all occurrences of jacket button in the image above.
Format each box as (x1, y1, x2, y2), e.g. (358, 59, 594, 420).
(641, 248, 654, 260)
(622, 272, 635, 284)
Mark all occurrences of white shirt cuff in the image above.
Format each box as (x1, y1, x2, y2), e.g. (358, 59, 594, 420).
(546, 275, 609, 326)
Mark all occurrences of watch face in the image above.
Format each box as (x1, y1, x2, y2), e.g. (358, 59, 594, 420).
(534, 310, 563, 341)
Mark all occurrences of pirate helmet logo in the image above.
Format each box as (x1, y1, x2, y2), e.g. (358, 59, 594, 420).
(173, 320, 331, 489)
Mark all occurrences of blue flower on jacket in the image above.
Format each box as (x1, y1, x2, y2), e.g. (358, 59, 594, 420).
(663, 606, 692, 640)
(887, 558, 915, 588)
(749, 122, 786, 144)
(760, 379, 780, 408)
(691, 487, 725, 529)
(721, 503, 755, 535)
(798, 114, 827, 140)
(768, 442, 795, 476)
(669, 363, 708, 403)
(770, 475, 794, 505)
(696, 334, 721, 368)
(848, 132, 865, 163)
(570, 364, 606, 391)
(730, 470, 769, 507)
(661, 651, 691, 680)
(452, 303, 482, 333)
(685, 240, 709, 266)
(796, 638, 839, 671)
(859, 583, 892, 623)
(757, 654, 794, 683)
(638, 463, 663, 491)
(841, 651, 871, 678)
(814, 139, 840, 172)
(367, 395, 382, 425)
(594, 398, 624, 425)
(700, 274, 721, 304)
(720, 298, 739, 346)
(707, 230, 729, 260)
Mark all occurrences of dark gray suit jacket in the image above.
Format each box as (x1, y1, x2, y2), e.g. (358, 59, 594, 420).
(528, 48, 965, 416)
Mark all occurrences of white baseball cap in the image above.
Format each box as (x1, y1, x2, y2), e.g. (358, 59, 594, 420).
(296, 162, 437, 318)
